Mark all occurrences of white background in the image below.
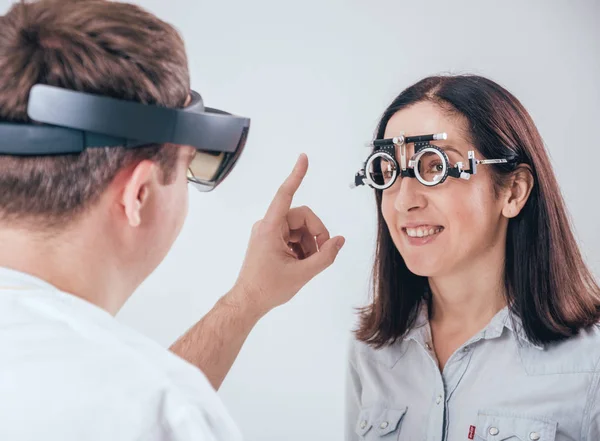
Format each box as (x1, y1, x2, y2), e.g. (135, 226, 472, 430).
(2, 1, 599, 440)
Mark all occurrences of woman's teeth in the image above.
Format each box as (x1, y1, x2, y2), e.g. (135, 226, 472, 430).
(405, 227, 443, 238)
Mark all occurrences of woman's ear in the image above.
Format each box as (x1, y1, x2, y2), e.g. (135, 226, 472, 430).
(502, 164, 535, 219)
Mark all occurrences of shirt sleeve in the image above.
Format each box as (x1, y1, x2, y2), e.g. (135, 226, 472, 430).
(345, 338, 362, 441)
(585, 368, 600, 441)
(142, 390, 243, 441)
(167, 407, 223, 441)
(139, 404, 233, 441)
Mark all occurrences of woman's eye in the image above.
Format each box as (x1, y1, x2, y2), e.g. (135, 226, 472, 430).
(429, 162, 444, 172)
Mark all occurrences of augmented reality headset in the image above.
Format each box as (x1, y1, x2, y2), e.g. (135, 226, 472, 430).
(0, 84, 250, 191)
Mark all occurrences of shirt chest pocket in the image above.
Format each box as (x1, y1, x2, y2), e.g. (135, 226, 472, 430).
(355, 406, 407, 440)
(474, 412, 557, 441)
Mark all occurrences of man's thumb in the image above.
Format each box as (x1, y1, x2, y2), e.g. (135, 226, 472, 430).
(303, 236, 345, 276)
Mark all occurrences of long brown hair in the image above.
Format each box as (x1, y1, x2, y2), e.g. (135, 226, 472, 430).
(356, 75, 600, 347)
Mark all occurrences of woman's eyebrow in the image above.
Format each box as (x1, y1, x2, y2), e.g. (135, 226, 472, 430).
(438, 144, 465, 158)
(395, 144, 466, 158)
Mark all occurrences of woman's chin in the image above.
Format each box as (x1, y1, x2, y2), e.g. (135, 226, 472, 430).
(402, 254, 444, 277)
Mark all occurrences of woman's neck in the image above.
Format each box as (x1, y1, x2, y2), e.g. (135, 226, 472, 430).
(426, 254, 507, 371)
(428, 253, 507, 332)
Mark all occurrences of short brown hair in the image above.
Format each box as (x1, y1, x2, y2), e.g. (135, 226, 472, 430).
(356, 75, 600, 347)
(0, 0, 190, 227)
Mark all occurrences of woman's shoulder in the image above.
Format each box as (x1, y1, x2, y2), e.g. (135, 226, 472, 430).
(521, 323, 600, 375)
(549, 323, 600, 355)
(348, 334, 410, 370)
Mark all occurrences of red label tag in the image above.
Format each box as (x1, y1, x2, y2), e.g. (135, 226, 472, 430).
(468, 425, 476, 439)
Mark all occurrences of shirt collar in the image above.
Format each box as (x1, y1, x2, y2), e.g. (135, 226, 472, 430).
(401, 301, 544, 354)
(0, 266, 59, 291)
(502, 309, 545, 350)
(0, 265, 114, 322)
(403, 302, 429, 345)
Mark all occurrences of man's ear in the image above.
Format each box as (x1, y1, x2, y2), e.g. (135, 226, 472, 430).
(502, 164, 535, 219)
(121, 160, 157, 227)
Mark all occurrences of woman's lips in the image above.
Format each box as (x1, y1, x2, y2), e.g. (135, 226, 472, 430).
(401, 225, 444, 246)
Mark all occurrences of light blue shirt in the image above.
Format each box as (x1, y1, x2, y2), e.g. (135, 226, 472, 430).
(346, 305, 600, 441)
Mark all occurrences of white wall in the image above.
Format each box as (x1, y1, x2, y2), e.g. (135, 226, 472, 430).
(2, 0, 598, 440)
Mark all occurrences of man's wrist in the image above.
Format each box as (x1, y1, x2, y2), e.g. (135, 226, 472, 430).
(220, 282, 269, 324)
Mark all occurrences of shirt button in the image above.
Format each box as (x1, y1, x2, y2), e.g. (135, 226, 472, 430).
(360, 420, 367, 429)
(529, 432, 540, 440)
(436, 395, 442, 404)
(462, 346, 470, 352)
(425, 342, 432, 350)
(489, 427, 500, 436)
(380, 421, 389, 429)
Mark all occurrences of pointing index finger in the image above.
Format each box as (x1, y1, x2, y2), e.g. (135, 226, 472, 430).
(264, 154, 309, 223)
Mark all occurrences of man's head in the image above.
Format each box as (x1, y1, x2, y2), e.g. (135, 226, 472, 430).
(0, 0, 195, 291)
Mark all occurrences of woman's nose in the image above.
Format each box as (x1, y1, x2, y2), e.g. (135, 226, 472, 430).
(394, 176, 427, 213)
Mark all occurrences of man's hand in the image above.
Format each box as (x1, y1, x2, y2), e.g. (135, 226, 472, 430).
(230, 153, 345, 316)
(170, 153, 344, 390)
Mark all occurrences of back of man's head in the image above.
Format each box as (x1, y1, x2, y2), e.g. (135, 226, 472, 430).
(0, 0, 190, 229)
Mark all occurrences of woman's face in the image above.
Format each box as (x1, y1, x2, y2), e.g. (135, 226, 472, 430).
(381, 101, 509, 277)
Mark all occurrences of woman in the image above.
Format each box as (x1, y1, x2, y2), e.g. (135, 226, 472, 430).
(346, 75, 600, 441)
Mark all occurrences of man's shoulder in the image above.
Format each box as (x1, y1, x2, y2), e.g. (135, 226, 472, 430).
(0, 287, 241, 440)
(15, 290, 218, 398)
